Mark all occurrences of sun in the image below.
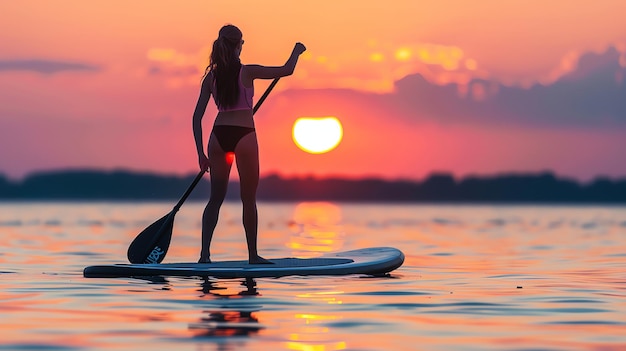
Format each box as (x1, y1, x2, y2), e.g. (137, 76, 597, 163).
(292, 117, 343, 154)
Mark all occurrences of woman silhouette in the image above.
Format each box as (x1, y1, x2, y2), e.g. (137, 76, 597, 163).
(192, 24, 306, 263)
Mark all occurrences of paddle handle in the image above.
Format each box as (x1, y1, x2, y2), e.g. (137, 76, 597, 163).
(173, 77, 281, 212)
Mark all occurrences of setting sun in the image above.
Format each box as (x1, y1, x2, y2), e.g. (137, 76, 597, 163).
(292, 117, 343, 154)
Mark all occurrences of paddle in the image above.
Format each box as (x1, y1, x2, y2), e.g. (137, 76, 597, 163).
(127, 77, 281, 264)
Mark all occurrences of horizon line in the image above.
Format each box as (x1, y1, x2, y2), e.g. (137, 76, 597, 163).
(2, 167, 626, 185)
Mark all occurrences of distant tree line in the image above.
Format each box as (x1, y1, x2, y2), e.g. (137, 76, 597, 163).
(1, 169, 625, 203)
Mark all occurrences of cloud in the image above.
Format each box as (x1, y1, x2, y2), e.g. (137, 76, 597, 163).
(146, 47, 204, 76)
(296, 42, 481, 93)
(398, 46, 626, 128)
(147, 64, 200, 77)
(281, 45, 626, 130)
(497, 59, 625, 126)
(0, 59, 102, 74)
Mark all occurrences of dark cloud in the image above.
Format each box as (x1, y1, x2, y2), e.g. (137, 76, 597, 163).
(0, 59, 102, 74)
(393, 46, 626, 128)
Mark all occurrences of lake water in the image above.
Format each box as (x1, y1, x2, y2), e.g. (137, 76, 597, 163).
(1, 201, 625, 351)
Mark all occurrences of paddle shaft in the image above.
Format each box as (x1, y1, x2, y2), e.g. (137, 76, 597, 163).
(253, 78, 280, 114)
(173, 77, 281, 212)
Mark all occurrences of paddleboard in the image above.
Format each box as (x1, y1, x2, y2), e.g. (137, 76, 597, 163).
(83, 247, 404, 278)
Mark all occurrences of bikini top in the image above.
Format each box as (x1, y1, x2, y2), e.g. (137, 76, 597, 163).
(212, 66, 254, 112)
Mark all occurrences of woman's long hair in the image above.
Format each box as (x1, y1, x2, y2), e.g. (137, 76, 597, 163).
(205, 25, 242, 110)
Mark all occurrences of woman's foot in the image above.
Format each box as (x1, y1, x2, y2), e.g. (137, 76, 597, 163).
(249, 255, 273, 264)
(198, 257, 212, 264)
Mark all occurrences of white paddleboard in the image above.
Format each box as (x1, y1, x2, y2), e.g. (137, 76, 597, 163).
(83, 247, 404, 278)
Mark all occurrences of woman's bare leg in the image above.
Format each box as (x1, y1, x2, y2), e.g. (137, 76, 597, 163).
(235, 132, 272, 264)
(199, 133, 232, 263)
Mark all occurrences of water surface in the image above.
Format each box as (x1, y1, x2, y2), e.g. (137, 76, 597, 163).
(1, 202, 625, 350)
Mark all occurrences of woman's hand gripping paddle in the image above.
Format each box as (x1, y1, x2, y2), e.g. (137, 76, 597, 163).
(127, 78, 281, 264)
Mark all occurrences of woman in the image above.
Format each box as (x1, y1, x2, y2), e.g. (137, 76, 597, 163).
(192, 24, 306, 264)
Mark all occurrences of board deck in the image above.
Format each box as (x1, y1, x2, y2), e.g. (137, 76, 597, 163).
(83, 247, 404, 278)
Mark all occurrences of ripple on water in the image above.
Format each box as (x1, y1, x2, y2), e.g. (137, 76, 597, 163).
(350, 290, 429, 296)
(76, 220, 104, 227)
(324, 319, 389, 329)
(59, 251, 102, 257)
(542, 320, 625, 325)
(547, 298, 604, 304)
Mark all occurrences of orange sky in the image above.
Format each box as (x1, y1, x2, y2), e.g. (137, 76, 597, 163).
(1, 1, 626, 181)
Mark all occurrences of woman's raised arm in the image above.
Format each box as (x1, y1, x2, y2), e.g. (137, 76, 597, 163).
(245, 43, 306, 80)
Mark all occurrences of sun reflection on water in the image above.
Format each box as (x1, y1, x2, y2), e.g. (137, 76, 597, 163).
(286, 313, 347, 351)
(287, 202, 345, 258)
(296, 291, 345, 305)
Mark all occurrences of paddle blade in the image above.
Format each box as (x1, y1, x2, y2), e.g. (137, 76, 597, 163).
(127, 212, 175, 264)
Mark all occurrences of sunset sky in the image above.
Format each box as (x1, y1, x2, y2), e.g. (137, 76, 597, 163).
(1, 0, 626, 182)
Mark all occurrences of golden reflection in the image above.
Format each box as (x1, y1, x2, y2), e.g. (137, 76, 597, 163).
(285, 313, 347, 351)
(295, 313, 339, 321)
(286, 341, 347, 351)
(288, 202, 344, 257)
(296, 291, 344, 305)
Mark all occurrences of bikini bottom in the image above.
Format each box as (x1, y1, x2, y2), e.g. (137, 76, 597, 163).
(211, 125, 255, 152)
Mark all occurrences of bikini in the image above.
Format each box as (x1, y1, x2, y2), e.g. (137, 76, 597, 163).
(211, 67, 255, 152)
